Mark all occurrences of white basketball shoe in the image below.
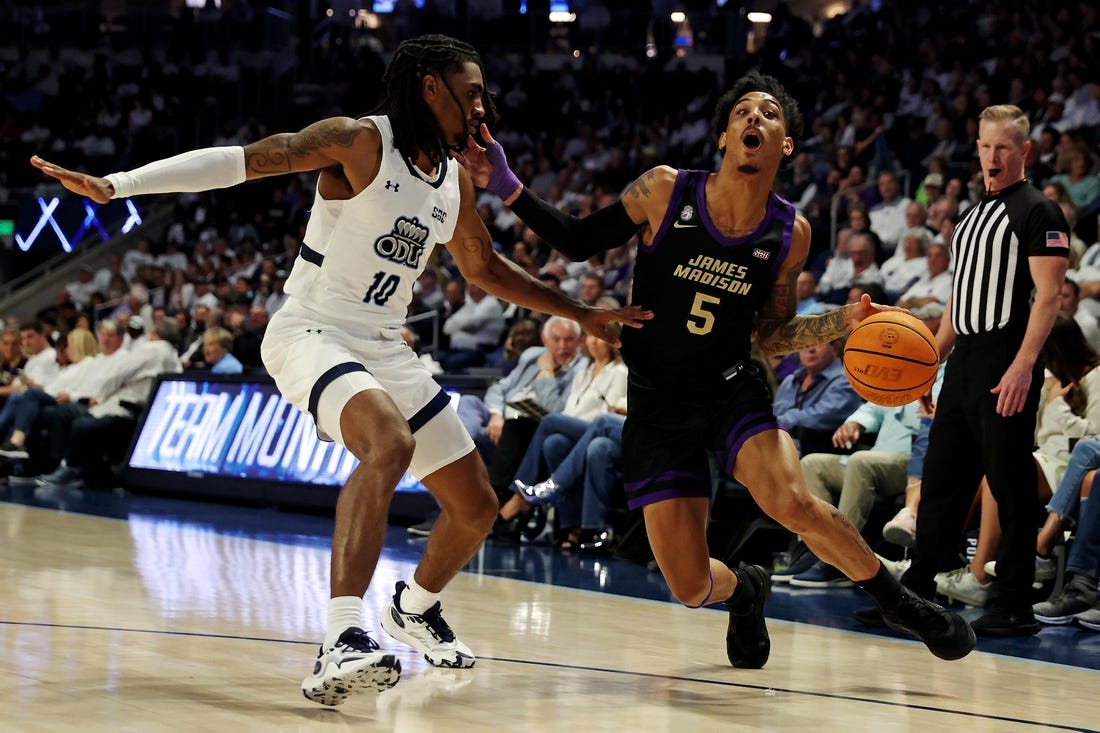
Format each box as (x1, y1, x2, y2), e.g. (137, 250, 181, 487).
(301, 627, 401, 706)
(381, 582, 476, 668)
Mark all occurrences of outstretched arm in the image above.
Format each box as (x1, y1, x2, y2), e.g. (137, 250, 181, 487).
(454, 124, 663, 261)
(446, 166, 651, 346)
(756, 216, 898, 356)
(31, 117, 377, 203)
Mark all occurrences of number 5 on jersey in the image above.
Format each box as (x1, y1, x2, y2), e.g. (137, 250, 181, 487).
(364, 271, 400, 306)
(686, 292, 720, 335)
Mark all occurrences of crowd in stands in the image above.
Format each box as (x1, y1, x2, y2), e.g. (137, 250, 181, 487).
(1, 0, 1099, 628)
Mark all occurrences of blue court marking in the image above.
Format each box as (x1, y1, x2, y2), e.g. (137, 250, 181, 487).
(0, 619, 1094, 732)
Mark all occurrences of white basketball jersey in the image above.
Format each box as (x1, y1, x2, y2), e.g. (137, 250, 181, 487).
(283, 115, 461, 331)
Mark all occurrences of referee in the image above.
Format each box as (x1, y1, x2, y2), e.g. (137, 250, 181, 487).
(904, 105, 1070, 636)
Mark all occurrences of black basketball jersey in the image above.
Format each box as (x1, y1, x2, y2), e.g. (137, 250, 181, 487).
(620, 169, 795, 390)
(948, 179, 1069, 336)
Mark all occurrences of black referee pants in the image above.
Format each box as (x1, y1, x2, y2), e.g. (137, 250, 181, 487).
(904, 329, 1042, 604)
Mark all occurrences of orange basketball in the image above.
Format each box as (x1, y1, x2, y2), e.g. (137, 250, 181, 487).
(843, 311, 939, 407)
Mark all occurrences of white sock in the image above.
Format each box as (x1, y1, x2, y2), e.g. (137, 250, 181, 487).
(324, 596, 363, 650)
(399, 577, 439, 615)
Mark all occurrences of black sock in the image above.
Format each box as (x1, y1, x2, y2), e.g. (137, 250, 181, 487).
(856, 562, 903, 608)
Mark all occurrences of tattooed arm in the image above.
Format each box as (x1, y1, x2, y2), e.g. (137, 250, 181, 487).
(30, 116, 377, 203)
(446, 166, 652, 346)
(756, 215, 886, 356)
(242, 117, 378, 185)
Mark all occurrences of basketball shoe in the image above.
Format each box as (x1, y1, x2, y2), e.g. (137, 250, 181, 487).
(725, 565, 771, 669)
(381, 582, 476, 668)
(877, 587, 976, 660)
(301, 627, 401, 706)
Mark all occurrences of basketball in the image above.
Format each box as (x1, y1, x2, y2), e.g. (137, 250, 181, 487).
(843, 311, 939, 407)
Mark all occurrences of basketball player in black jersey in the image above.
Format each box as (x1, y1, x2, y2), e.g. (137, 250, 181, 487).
(465, 72, 975, 665)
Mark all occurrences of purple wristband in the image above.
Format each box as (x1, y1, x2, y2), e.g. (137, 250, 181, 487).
(485, 140, 522, 201)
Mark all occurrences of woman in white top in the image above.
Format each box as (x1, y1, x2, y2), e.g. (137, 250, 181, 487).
(0, 328, 99, 457)
(498, 331, 628, 526)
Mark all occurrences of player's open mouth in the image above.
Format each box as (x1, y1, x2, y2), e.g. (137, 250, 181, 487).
(742, 131, 762, 150)
(988, 168, 1001, 178)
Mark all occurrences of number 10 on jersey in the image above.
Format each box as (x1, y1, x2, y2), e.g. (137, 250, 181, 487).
(363, 271, 400, 306)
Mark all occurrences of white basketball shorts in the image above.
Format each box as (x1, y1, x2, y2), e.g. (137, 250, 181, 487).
(261, 300, 474, 480)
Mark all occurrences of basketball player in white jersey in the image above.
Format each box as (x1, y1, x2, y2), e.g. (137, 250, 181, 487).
(32, 35, 650, 706)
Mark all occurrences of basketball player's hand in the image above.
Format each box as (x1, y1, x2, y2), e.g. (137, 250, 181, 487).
(846, 293, 906, 330)
(578, 305, 654, 348)
(30, 156, 113, 204)
(991, 359, 1034, 416)
(451, 135, 491, 188)
(458, 124, 521, 201)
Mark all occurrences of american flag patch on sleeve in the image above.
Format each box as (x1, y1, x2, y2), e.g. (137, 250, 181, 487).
(1046, 231, 1069, 249)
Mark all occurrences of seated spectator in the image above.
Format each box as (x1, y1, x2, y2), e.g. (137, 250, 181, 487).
(94, 253, 127, 295)
(817, 232, 883, 304)
(772, 340, 863, 457)
(1036, 436, 1099, 573)
(509, 413, 627, 551)
(1049, 151, 1100, 209)
(0, 329, 27, 402)
(63, 266, 99, 311)
(1032, 484, 1100, 628)
(796, 271, 825, 315)
(2, 321, 61, 396)
(0, 326, 112, 460)
(782, 399, 919, 588)
(36, 317, 184, 487)
(497, 331, 628, 528)
(578, 272, 605, 307)
(233, 304, 269, 371)
(1059, 277, 1100, 352)
(895, 242, 952, 310)
(486, 318, 541, 376)
(197, 327, 244, 375)
(475, 317, 587, 506)
(868, 171, 912, 256)
(124, 315, 148, 350)
(437, 281, 504, 373)
(881, 229, 931, 303)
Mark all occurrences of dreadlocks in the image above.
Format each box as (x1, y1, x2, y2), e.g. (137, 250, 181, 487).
(383, 34, 500, 165)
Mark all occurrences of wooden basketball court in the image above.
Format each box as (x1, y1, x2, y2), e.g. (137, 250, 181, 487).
(1, 494, 1096, 732)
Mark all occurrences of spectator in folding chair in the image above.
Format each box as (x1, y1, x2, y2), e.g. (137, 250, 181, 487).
(37, 317, 183, 487)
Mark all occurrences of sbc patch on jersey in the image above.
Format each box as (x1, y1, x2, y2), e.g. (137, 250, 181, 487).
(752, 248, 771, 260)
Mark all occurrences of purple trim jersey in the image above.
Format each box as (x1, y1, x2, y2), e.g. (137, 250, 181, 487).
(619, 169, 795, 390)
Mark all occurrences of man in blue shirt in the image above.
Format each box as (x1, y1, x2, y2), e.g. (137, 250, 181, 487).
(772, 340, 862, 456)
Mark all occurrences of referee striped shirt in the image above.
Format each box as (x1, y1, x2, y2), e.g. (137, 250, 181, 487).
(949, 180, 1069, 335)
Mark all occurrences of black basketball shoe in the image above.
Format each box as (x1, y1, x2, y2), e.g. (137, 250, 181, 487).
(878, 587, 976, 660)
(725, 564, 771, 669)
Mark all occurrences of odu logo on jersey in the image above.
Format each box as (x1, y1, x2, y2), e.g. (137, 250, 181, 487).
(374, 216, 429, 268)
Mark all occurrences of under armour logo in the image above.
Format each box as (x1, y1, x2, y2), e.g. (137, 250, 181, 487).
(385, 180, 400, 192)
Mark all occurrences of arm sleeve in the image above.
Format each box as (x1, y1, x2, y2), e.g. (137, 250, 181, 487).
(508, 188, 642, 262)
